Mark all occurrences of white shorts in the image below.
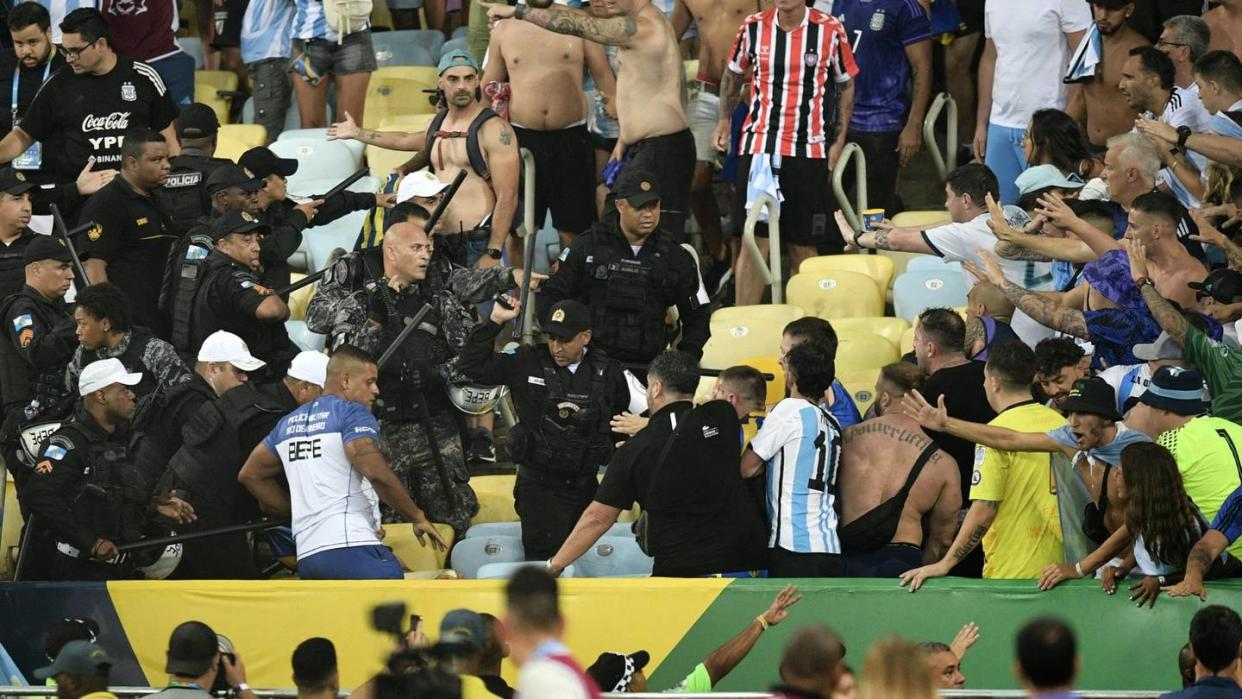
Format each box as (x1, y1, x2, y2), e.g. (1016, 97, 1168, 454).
(687, 91, 720, 162)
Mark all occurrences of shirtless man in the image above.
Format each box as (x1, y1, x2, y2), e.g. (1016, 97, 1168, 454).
(1074, 1, 1148, 149)
(1204, 0, 1242, 61)
(481, 0, 697, 243)
(837, 362, 961, 578)
(671, 0, 771, 281)
(327, 51, 521, 270)
(482, 5, 615, 246)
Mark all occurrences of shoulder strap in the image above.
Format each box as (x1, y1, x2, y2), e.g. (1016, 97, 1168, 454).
(465, 108, 500, 181)
(897, 440, 939, 497)
(425, 109, 449, 165)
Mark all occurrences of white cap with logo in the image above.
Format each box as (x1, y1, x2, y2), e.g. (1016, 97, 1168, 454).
(197, 331, 267, 371)
(287, 351, 329, 387)
(79, 358, 143, 396)
(396, 170, 449, 203)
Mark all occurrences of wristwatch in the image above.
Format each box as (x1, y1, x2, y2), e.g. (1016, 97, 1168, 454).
(1134, 276, 1154, 289)
(485, 247, 503, 260)
(1171, 125, 1192, 154)
(233, 683, 250, 694)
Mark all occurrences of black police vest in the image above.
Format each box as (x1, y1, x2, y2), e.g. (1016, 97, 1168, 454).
(373, 289, 453, 423)
(130, 376, 217, 490)
(0, 230, 33, 299)
(167, 383, 286, 516)
(56, 422, 149, 547)
(162, 154, 230, 235)
(584, 229, 677, 360)
(0, 292, 72, 423)
(167, 219, 217, 354)
(510, 351, 613, 477)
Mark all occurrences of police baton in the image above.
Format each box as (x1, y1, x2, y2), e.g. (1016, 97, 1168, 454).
(49, 203, 92, 287)
(376, 303, 433, 369)
(113, 519, 290, 553)
(620, 362, 776, 381)
(315, 167, 370, 202)
(425, 170, 467, 233)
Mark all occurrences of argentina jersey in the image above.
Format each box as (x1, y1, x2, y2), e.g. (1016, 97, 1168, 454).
(751, 398, 842, 554)
(832, 0, 931, 133)
(292, 0, 368, 41)
(35, 0, 100, 44)
(242, 0, 298, 63)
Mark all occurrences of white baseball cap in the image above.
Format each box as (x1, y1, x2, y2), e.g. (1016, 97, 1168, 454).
(396, 170, 449, 203)
(79, 358, 142, 396)
(197, 331, 267, 371)
(287, 350, 329, 387)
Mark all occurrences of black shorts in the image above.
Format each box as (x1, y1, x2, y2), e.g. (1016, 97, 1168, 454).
(768, 547, 844, 578)
(734, 154, 841, 251)
(513, 124, 598, 236)
(843, 543, 924, 578)
(211, 0, 248, 48)
(955, 0, 985, 36)
(846, 129, 901, 216)
(624, 129, 695, 243)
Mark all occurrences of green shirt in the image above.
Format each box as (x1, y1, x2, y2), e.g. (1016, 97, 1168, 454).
(668, 664, 713, 693)
(1185, 327, 1242, 423)
(1158, 416, 1242, 561)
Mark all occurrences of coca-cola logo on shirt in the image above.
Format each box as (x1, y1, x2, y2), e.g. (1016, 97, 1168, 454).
(81, 112, 132, 132)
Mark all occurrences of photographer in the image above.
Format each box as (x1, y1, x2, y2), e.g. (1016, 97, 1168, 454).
(148, 621, 256, 699)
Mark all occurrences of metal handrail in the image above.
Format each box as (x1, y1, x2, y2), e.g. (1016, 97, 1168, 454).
(740, 193, 783, 304)
(831, 142, 866, 233)
(518, 147, 537, 346)
(925, 91, 959, 181)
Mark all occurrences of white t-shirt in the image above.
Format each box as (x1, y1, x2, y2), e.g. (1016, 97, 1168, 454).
(1098, 363, 1153, 417)
(1151, 86, 1213, 206)
(516, 643, 594, 699)
(984, 0, 1092, 128)
(921, 213, 1056, 346)
(749, 398, 841, 554)
(264, 394, 384, 560)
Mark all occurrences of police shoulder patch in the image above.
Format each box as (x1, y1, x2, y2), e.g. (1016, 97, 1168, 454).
(43, 444, 68, 460)
(12, 313, 32, 332)
(559, 247, 571, 262)
(34, 460, 53, 474)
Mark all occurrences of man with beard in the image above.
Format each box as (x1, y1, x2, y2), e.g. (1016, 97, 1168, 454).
(1073, 1, 1149, 149)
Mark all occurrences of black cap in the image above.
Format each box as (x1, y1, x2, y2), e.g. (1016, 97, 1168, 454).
(177, 103, 221, 139)
(587, 651, 650, 692)
(1188, 268, 1242, 304)
(24, 235, 81, 265)
(1137, 366, 1209, 416)
(164, 621, 218, 677)
(0, 167, 37, 196)
(239, 147, 299, 179)
(544, 299, 591, 339)
(211, 209, 269, 240)
(206, 164, 265, 195)
(612, 167, 661, 208)
(1060, 377, 1121, 421)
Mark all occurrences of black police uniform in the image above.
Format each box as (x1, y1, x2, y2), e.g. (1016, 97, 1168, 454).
(23, 405, 152, 581)
(458, 312, 630, 560)
(158, 381, 289, 579)
(536, 171, 710, 366)
(0, 227, 35, 298)
(163, 148, 232, 236)
(129, 372, 217, 490)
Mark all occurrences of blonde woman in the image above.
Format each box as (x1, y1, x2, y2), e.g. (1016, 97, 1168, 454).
(859, 637, 938, 699)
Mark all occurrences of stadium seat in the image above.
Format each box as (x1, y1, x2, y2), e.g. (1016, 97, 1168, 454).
(195, 70, 240, 123)
(876, 249, 932, 302)
(449, 535, 524, 578)
(835, 332, 899, 372)
(785, 270, 884, 319)
(2, 473, 20, 576)
(900, 327, 915, 355)
(477, 562, 576, 579)
(195, 69, 238, 94)
(285, 320, 326, 352)
(269, 139, 361, 191)
(363, 66, 440, 129)
(367, 145, 414, 180)
(377, 29, 446, 58)
(607, 521, 636, 538)
(710, 304, 805, 328)
(701, 308, 793, 370)
(573, 536, 653, 577)
(465, 522, 521, 539)
(737, 355, 785, 406)
(893, 270, 970, 322)
(471, 474, 516, 498)
(473, 490, 520, 525)
(278, 129, 366, 164)
(384, 522, 455, 573)
(194, 84, 231, 125)
(216, 124, 267, 161)
(180, 37, 205, 69)
(286, 273, 315, 321)
(452, 25, 469, 39)
(837, 367, 882, 416)
(891, 210, 950, 228)
(799, 254, 894, 295)
(379, 114, 436, 132)
(373, 41, 436, 68)
(684, 60, 698, 85)
(241, 96, 312, 136)
(439, 37, 469, 60)
(829, 317, 910, 349)
(907, 256, 962, 274)
(693, 375, 717, 405)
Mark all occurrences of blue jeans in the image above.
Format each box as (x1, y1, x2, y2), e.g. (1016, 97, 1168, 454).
(150, 50, 196, 108)
(298, 544, 404, 579)
(466, 236, 510, 318)
(985, 122, 1027, 205)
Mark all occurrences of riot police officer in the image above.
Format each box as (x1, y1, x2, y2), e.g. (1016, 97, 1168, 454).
(257, 349, 328, 412)
(175, 209, 297, 377)
(458, 298, 631, 560)
(536, 168, 710, 366)
(161, 104, 233, 235)
(22, 358, 195, 580)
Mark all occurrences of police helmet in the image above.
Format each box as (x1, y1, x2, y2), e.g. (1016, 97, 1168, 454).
(134, 541, 183, 580)
(447, 383, 509, 416)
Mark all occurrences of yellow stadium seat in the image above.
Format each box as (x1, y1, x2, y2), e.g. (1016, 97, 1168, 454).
(194, 84, 231, 125)
(472, 474, 515, 497)
(799, 254, 894, 296)
(702, 310, 792, 370)
(379, 113, 436, 132)
(836, 332, 899, 372)
(838, 367, 882, 416)
(684, 59, 699, 84)
(738, 355, 786, 406)
(900, 326, 915, 355)
(693, 375, 717, 405)
(829, 317, 910, 348)
(473, 490, 519, 524)
(215, 125, 267, 161)
(196, 69, 238, 93)
(286, 273, 315, 321)
(384, 522, 455, 573)
(2, 473, 20, 577)
(194, 70, 240, 124)
(367, 145, 415, 180)
(616, 502, 641, 523)
(363, 66, 439, 129)
(891, 210, 951, 229)
(785, 270, 884, 319)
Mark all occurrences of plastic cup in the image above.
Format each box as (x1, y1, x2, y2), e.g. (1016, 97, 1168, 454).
(862, 208, 886, 231)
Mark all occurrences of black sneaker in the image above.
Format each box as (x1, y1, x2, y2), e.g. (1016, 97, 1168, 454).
(468, 430, 497, 464)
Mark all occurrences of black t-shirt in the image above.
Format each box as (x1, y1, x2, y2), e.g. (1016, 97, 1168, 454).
(20, 55, 178, 178)
(0, 228, 36, 299)
(0, 49, 67, 183)
(920, 360, 996, 502)
(78, 176, 178, 337)
(595, 400, 768, 576)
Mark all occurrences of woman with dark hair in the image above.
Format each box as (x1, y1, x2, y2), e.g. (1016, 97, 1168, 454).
(1024, 109, 1104, 183)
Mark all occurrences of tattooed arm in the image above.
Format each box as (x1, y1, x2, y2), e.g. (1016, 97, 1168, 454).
(520, 5, 641, 46)
(994, 241, 1054, 262)
(964, 316, 986, 358)
(1165, 529, 1229, 600)
(480, 118, 521, 254)
(997, 278, 1089, 338)
(1139, 283, 1191, 345)
(899, 500, 998, 591)
(839, 217, 937, 254)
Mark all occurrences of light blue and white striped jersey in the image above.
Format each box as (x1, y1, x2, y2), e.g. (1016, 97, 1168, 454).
(242, 0, 298, 63)
(292, 0, 368, 42)
(750, 397, 842, 554)
(31, 0, 100, 44)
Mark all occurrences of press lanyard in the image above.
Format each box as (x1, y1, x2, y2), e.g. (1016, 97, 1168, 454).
(11, 51, 54, 124)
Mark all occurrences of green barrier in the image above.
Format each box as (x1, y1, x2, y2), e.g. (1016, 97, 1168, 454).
(651, 578, 1242, 693)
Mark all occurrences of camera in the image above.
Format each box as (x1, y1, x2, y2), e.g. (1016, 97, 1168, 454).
(370, 602, 465, 698)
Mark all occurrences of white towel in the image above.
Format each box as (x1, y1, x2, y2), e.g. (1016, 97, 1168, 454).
(745, 153, 783, 224)
(1064, 24, 1101, 83)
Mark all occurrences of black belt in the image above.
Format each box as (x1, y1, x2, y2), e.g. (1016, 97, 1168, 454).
(692, 79, 720, 96)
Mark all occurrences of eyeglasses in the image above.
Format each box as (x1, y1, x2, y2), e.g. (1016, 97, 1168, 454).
(61, 38, 98, 60)
(1155, 39, 1188, 49)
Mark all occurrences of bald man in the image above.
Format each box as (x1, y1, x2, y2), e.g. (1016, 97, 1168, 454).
(964, 282, 1018, 360)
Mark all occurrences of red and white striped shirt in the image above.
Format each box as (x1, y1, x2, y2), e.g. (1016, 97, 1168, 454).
(727, 7, 859, 159)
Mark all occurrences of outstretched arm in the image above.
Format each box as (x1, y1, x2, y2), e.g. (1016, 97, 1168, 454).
(482, 2, 641, 47)
(701, 585, 802, 685)
(969, 249, 1088, 337)
(898, 390, 1065, 454)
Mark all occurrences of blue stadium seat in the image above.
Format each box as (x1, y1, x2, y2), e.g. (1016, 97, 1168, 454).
(906, 256, 963, 274)
(465, 522, 521, 539)
(893, 269, 970, 322)
(293, 208, 368, 272)
(269, 139, 361, 191)
(452, 26, 469, 39)
(450, 535, 525, 578)
(607, 521, 636, 538)
(276, 130, 366, 168)
(373, 30, 445, 62)
(285, 321, 326, 352)
(476, 562, 576, 579)
(374, 42, 436, 68)
(573, 536, 653, 578)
